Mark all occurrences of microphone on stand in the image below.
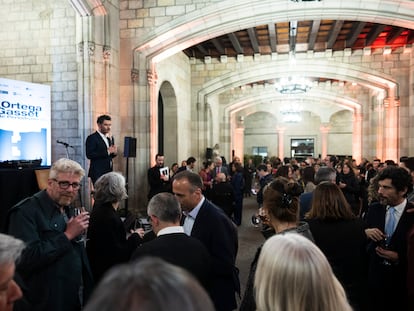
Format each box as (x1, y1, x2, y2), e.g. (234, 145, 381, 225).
(111, 136, 115, 146)
(57, 140, 74, 149)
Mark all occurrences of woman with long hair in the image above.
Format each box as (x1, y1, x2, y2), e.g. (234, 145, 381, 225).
(305, 182, 367, 310)
(337, 161, 361, 216)
(198, 160, 214, 199)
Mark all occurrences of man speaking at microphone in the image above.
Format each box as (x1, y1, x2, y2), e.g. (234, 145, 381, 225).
(86, 115, 117, 184)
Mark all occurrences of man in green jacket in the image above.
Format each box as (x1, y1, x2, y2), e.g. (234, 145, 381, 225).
(7, 158, 93, 311)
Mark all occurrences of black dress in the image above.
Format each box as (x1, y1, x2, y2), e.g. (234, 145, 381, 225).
(86, 202, 142, 282)
(306, 218, 368, 311)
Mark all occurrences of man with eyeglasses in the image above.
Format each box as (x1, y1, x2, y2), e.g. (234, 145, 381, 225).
(6, 158, 94, 311)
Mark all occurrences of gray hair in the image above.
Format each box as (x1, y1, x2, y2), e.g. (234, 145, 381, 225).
(314, 167, 336, 184)
(147, 193, 181, 223)
(83, 257, 214, 311)
(49, 158, 85, 179)
(94, 172, 128, 204)
(0, 233, 25, 265)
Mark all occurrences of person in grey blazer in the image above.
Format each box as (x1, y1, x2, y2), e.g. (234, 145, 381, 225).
(211, 156, 229, 180)
(172, 171, 239, 311)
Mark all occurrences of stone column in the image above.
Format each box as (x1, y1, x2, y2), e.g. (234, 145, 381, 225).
(233, 126, 245, 160)
(277, 127, 285, 160)
(147, 67, 158, 166)
(320, 123, 330, 160)
(352, 110, 363, 163)
(384, 92, 400, 162)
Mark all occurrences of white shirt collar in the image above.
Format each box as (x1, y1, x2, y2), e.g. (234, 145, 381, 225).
(157, 226, 184, 237)
(98, 131, 109, 147)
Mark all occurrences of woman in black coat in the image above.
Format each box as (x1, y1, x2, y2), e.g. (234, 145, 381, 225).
(86, 172, 143, 283)
(337, 162, 361, 216)
(305, 182, 368, 311)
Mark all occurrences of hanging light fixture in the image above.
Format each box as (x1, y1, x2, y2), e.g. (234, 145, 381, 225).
(280, 102, 303, 123)
(275, 77, 313, 94)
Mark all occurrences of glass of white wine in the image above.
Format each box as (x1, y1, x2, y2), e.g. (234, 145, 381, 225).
(74, 207, 89, 246)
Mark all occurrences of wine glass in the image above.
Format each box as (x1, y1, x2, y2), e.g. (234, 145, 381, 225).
(380, 235, 392, 266)
(251, 208, 267, 227)
(74, 207, 89, 246)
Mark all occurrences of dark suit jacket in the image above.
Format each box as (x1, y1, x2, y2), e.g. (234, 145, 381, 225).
(299, 192, 313, 220)
(147, 165, 171, 199)
(365, 201, 414, 311)
(86, 202, 141, 283)
(189, 199, 239, 311)
(131, 232, 212, 290)
(211, 165, 229, 180)
(86, 131, 116, 184)
(211, 181, 235, 217)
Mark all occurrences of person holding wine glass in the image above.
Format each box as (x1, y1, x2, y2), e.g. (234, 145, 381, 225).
(364, 166, 414, 311)
(240, 177, 313, 311)
(7, 158, 94, 311)
(86, 171, 144, 283)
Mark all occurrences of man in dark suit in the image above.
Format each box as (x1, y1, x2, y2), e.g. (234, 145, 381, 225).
(211, 172, 235, 218)
(177, 156, 197, 173)
(211, 156, 229, 180)
(86, 115, 117, 184)
(147, 153, 170, 200)
(172, 171, 239, 311)
(131, 192, 211, 290)
(364, 166, 414, 311)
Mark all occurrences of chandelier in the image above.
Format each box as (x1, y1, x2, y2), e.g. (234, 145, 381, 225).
(280, 102, 302, 123)
(275, 77, 312, 94)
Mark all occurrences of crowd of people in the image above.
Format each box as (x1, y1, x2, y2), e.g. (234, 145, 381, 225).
(1, 116, 414, 311)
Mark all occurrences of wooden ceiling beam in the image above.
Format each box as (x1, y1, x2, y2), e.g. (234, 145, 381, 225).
(247, 28, 260, 53)
(228, 33, 244, 54)
(386, 27, 405, 44)
(211, 38, 225, 55)
(346, 21, 366, 48)
(365, 24, 386, 46)
(407, 30, 414, 44)
(308, 20, 321, 50)
(196, 44, 209, 55)
(327, 20, 344, 49)
(268, 23, 277, 52)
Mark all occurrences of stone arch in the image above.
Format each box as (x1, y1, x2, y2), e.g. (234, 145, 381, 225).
(134, 0, 414, 61)
(198, 59, 396, 103)
(158, 81, 178, 164)
(130, 0, 409, 174)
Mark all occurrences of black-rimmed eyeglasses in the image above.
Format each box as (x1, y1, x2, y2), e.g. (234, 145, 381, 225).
(52, 179, 81, 190)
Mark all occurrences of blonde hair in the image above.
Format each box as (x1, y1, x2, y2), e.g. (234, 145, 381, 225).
(254, 234, 352, 311)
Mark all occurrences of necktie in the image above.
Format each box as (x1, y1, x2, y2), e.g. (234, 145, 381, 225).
(385, 206, 396, 237)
